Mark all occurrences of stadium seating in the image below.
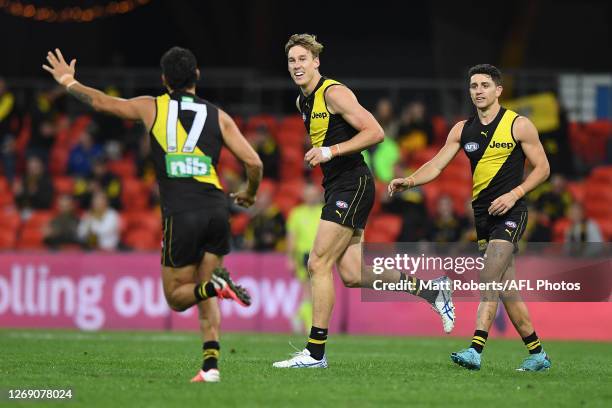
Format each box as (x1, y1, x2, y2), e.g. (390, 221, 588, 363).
(120, 210, 162, 251)
(107, 159, 137, 179)
(0, 211, 20, 249)
(365, 214, 403, 242)
(121, 178, 150, 211)
(1, 111, 609, 253)
(17, 210, 55, 249)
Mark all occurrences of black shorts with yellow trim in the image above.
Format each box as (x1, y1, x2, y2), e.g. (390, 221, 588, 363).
(321, 169, 375, 230)
(474, 204, 528, 254)
(161, 206, 230, 268)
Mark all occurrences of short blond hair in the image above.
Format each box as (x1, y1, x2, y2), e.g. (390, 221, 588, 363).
(285, 33, 324, 57)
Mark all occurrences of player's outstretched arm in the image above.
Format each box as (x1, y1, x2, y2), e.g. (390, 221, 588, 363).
(388, 121, 464, 196)
(488, 116, 550, 215)
(304, 85, 384, 167)
(42, 49, 153, 125)
(218, 109, 263, 208)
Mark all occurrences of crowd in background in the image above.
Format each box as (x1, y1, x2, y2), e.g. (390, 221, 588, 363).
(0, 78, 610, 253)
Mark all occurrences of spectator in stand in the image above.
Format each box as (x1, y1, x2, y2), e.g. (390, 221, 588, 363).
(397, 100, 434, 153)
(243, 188, 285, 252)
(43, 194, 80, 249)
(374, 98, 398, 139)
(428, 195, 467, 243)
(524, 205, 552, 242)
(250, 124, 280, 180)
(539, 101, 574, 177)
(286, 183, 324, 333)
(67, 130, 103, 178)
(14, 155, 54, 215)
(77, 191, 120, 251)
(532, 174, 572, 222)
(27, 87, 64, 162)
(565, 202, 603, 244)
(370, 98, 400, 182)
(383, 165, 429, 241)
(74, 158, 122, 210)
(0, 77, 18, 182)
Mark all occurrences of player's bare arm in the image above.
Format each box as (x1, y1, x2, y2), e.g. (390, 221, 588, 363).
(218, 109, 263, 208)
(42, 49, 155, 130)
(304, 85, 383, 167)
(388, 121, 465, 196)
(488, 116, 550, 216)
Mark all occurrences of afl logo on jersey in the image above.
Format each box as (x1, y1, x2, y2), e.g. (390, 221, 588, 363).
(302, 113, 307, 122)
(505, 221, 517, 229)
(336, 200, 348, 209)
(464, 142, 479, 152)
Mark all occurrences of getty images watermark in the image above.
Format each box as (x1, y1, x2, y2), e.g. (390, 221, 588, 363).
(362, 243, 611, 302)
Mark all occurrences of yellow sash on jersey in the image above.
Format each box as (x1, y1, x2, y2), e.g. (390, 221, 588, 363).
(472, 109, 519, 200)
(309, 79, 342, 147)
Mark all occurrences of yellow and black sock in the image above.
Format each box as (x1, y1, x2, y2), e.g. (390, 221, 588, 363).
(194, 281, 217, 302)
(522, 332, 543, 354)
(305, 326, 327, 360)
(202, 341, 220, 371)
(470, 330, 488, 353)
(400, 272, 438, 304)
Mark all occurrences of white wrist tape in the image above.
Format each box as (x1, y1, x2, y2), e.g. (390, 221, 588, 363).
(59, 74, 74, 86)
(321, 146, 332, 160)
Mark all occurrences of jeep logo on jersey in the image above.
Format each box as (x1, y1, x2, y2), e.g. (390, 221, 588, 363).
(311, 111, 328, 120)
(489, 141, 514, 149)
(464, 142, 479, 152)
(336, 200, 348, 209)
(505, 221, 517, 228)
(165, 154, 212, 178)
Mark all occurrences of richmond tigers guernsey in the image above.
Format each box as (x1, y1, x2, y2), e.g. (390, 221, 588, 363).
(460, 107, 526, 211)
(150, 91, 226, 215)
(298, 77, 368, 186)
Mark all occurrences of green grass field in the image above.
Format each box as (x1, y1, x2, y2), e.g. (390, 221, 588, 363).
(1, 329, 611, 408)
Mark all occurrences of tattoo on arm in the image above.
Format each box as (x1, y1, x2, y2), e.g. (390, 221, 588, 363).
(67, 87, 93, 106)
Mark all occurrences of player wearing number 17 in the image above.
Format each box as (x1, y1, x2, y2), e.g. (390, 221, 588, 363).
(42, 47, 263, 382)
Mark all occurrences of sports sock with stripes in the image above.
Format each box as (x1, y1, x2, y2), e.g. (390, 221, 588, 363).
(194, 281, 217, 301)
(400, 272, 439, 304)
(522, 331, 543, 354)
(470, 330, 488, 353)
(202, 341, 220, 371)
(305, 326, 327, 360)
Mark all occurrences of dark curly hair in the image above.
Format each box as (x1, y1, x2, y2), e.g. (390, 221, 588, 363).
(160, 47, 198, 91)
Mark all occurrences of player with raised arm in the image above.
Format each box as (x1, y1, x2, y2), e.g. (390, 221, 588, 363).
(389, 64, 552, 371)
(43, 47, 263, 382)
(273, 34, 455, 369)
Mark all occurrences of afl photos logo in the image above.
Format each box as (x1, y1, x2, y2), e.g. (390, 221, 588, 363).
(464, 142, 479, 152)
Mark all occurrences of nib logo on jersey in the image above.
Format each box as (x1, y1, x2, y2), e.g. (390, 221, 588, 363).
(165, 154, 212, 178)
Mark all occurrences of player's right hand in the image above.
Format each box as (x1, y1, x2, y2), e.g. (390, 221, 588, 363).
(230, 191, 256, 208)
(387, 177, 414, 196)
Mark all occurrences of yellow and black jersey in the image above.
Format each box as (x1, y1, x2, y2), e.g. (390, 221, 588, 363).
(298, 77, 368, 186)
(460, 107, 526, 211)
(150, 91, 226, 215)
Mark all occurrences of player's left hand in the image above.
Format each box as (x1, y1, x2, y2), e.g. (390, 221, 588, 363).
(42, 48, 77, 86)
(230, 191, 256, 208)
(304, 147, 332, 167)
(488, 192, 517, 216)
